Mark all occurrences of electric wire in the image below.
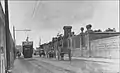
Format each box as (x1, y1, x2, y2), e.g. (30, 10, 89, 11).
(32, 0, 42, 18)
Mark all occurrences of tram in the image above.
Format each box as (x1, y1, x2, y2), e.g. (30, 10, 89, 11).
(22, 37, 33, 58)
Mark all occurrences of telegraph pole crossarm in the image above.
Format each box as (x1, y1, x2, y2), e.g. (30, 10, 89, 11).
(14, 29, 31, 38)
(15, 29, 31, 31)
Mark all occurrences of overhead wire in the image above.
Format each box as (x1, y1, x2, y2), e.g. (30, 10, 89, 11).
(32, 0, 38, 18)
(32, 0, 41, 18)
(31, 0, 42, 45)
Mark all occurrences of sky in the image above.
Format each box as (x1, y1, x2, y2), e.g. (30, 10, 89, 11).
(1, 0, 119, 48)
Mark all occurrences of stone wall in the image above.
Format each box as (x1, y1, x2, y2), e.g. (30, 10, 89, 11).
(90, 35, 120, 59)
(71, 33, 120, 59)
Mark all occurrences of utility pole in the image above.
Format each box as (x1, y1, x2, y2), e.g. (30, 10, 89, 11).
(13, 26, 31, 60)
(39, 37, 41, 47)
(13, 27, 31, 45)
(4, 0, 10, 73)
(13, 26, 16, 59)
(13, 26, 15, 45)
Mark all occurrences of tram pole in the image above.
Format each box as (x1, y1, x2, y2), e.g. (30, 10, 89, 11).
(13, 26, 16, 59)
(4, 0, 11, 73)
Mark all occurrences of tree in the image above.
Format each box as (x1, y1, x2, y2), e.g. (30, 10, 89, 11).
(105, 28, 116, 32)
(94, 29, 102, 32)
(85, 24, 93, 33)
(86, 24, 92, 30)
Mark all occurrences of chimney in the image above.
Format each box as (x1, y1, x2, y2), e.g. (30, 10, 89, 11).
(63, 26, 72, 38)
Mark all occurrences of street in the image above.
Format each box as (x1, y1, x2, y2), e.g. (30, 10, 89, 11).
(12, 56, 119, 73)
(0, 1, 119, 73)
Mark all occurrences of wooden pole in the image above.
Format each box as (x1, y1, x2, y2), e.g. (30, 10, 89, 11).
(5, 0, 10, 72)
(13, 26, 16, 59)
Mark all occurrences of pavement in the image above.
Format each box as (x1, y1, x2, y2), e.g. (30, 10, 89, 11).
(34, 56, 119, 73)
(12, 57, 52, 73)
(65, 56, 119, 64)
(11, 56, 119, 73)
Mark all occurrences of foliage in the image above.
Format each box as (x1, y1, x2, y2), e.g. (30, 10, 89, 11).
(104, 28, 116, 32)
(94, 29, 102, 32)
(86, 24, 92, 30)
